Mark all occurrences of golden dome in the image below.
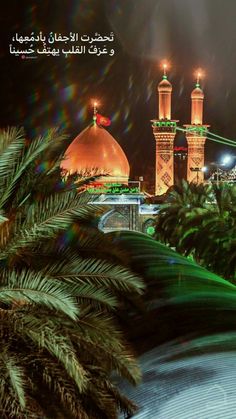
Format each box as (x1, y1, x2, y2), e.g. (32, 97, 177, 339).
(191, 86, 204, 99)
(158, 77, 172, 92)
(61, 123, 130, 183)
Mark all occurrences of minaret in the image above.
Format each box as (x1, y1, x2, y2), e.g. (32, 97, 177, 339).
(184, 73, 209, 184)
(151, 65, 178, 195)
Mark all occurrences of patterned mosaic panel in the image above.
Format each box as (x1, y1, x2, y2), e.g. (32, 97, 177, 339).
(161, 154, 171, 163)
(161, 172, 171, 185)
(153, 131, 175, 195)
(191, 157, 202, 166)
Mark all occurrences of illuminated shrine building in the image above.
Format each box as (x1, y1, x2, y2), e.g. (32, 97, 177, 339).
(61, 116, 157, 234)
(61, 70, 209, 233)
(61, 123, 130, 184)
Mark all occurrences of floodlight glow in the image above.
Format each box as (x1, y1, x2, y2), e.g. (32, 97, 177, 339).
(91, 99, 99, 108)
(222, 154, 232, 165)
(194, 68, 205, 86)
(160, 60, 170, 76)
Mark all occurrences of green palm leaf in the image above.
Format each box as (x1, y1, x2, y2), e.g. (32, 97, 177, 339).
(0, 127, 25, 179)
(0, 127, 142, 417)
(4, 354, 26, 409)
(0, 269, 79, 320)
(47, 256, 144, 295)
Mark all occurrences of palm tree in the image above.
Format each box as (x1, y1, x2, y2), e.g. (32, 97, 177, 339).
(155, 180, 210, 249)
(0, 127, 144, 418)
(156, 181, 236, 280)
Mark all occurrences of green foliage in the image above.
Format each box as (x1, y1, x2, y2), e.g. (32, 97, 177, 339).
(0, 127, 144, 418)
(155, 180, 236, 280)
(109, 231, 236, 360)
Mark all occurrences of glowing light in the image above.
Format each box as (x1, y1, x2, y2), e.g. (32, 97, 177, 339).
(146, 226, 155, 236)
(202, 166, 208, 172)
(91, 98, 99, 109)
(194, 68, 205, 86)
(92, 99, 99, 119)
(160, 60, 170, 78)
(86, 183, 140, 194)
(221, 154, 233, 166)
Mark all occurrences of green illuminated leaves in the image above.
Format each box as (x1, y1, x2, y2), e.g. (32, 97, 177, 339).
(156, 181, 236, 279)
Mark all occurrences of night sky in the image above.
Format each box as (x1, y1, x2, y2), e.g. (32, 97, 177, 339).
(1, 0, 236, 180)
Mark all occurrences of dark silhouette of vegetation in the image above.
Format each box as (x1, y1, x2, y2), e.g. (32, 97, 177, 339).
(155, 180, 236, 280)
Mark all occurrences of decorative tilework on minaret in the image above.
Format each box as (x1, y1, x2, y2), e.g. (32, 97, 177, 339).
(184, 74, 209, 184)
(151, 65, 178, 195)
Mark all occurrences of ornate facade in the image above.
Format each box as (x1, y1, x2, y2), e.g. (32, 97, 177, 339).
(152, 122, 177, 195)
(184, 132, 207, 183)
(151, 71, 210, 191)
(61, 70, 210, 234)
(151, 70, 178, 195)
(184, 77, 209, 184)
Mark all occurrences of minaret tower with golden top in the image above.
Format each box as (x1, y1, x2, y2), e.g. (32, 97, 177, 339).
(184, 73, 210, 184)
(151, 64, 178, 195)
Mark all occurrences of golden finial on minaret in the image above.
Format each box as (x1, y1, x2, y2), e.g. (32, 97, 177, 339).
(196, 72, 201, 87)
(93, 100, 98, 124)
(93, 101, 98, 115)
(163, 63, 167, 79)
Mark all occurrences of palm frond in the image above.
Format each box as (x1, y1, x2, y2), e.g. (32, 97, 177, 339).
(47, 256, 144, 296)
(25, 325, 88, 392)
(0, 194, 103, 260)
(0, 269, 79, 320)
(0, 129, 69, 209)
(72, 283, 118, 309)
(0, 126, 143, 417)
(0, 127, 25, 178)
(4, 354, 26, 409)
